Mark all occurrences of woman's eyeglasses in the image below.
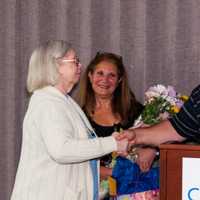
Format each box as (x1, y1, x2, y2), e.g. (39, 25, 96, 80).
(56, 57, 80, 66)
(61, 58, 80, 66)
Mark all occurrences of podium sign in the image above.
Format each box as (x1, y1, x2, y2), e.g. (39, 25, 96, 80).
(182, 158, 200, 200)
(160, 144, 200, 200)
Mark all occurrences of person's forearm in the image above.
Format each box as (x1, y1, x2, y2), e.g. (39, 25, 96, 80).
(135, 120, 185, 146)
(100, 166, 112, 180)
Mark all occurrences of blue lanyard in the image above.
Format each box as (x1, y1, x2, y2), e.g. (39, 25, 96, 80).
(88, 132, 99, 200)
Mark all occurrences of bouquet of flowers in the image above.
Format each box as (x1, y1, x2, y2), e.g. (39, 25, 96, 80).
(109, 84, 188, 200)
(134, 84, 188, 127)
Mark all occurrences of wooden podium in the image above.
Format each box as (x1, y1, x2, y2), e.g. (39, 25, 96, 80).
(160, 143, 200, 200)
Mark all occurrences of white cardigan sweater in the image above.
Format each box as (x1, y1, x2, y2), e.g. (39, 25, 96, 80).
(11, 86, 117, 200)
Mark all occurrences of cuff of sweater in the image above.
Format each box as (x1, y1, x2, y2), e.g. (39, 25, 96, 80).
(100, 136, 117, 154)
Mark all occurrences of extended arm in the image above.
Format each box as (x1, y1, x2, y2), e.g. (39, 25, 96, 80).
(134, 120, 185, 146)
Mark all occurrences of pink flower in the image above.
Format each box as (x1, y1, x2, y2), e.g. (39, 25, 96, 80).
(167, 86, 176, 97)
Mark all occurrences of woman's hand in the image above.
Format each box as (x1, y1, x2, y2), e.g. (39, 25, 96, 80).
(120, 129, 136, 141)
(114, 129, 136, 151)
(135, 148, 157, 172)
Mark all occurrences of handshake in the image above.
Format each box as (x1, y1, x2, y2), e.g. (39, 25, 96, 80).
(112, 129, 137, 157)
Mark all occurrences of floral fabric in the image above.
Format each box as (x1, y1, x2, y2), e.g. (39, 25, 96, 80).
(116, 189, 159, 200)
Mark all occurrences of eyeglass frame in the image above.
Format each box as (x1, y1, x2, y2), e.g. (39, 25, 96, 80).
(57, 57, 80, 66)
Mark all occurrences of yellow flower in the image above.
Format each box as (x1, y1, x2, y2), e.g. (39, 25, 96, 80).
(171, 106, 180, 113)
(180, 95, 189, 102)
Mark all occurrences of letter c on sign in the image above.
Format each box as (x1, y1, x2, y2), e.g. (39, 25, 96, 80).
(188, 187, 199, 200)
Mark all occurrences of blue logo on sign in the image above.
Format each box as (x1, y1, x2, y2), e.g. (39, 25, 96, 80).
(188, 187, 199, 200)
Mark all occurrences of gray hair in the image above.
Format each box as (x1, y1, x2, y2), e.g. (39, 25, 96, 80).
(27, 40, 72, 93)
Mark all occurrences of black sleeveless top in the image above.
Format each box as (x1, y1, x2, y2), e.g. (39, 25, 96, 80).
(88, 102, 144, 166)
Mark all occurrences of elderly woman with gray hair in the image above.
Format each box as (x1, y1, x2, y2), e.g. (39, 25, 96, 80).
(10, 40, 128, 200)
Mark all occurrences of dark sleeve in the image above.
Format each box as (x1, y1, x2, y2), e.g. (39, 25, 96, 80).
(169, 85, 200, 142)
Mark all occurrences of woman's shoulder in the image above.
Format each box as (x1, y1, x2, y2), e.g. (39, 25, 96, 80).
(131, 100, 144, 116)
(135, 100, 144, 110)
(123, 101, 143, 128)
